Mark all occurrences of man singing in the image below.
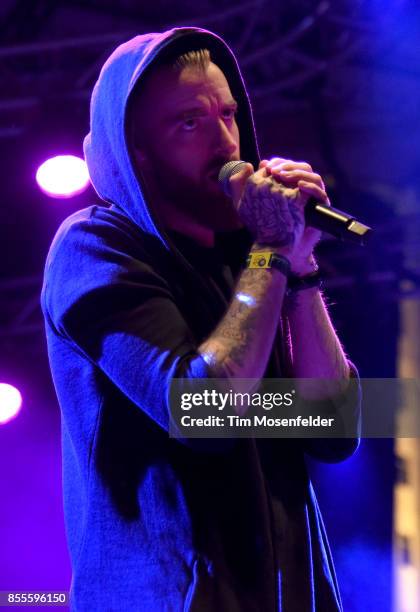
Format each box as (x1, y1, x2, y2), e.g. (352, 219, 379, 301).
(41, 27, 361, 611)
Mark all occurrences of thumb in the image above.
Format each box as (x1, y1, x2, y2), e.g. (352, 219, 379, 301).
(228, 163, 254, 209)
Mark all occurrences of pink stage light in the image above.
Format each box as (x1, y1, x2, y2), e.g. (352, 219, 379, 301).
(36, 155, 90, 198)
(0, 383, 22, 424)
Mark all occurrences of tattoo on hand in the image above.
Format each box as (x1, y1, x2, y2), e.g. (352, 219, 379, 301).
(238, 178, 304, 249)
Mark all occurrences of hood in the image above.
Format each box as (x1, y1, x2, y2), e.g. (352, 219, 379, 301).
(83, 27, 260, 249)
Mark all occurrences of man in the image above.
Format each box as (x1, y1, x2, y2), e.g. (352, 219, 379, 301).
(41, 27, 361, 611)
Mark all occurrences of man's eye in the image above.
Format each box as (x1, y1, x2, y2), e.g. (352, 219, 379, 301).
(182, 118, 197, 131)
(222, 108, 237, 120)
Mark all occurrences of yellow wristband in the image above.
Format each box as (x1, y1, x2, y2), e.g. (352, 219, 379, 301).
(246, 252, 292, 277)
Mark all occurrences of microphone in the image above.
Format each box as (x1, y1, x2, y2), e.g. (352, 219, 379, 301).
(218, 160, 372, 245)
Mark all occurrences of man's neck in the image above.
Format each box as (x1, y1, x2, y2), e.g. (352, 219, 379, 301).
(164, 210, 215, 247)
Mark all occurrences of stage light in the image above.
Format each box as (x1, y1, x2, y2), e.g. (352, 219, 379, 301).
(0, 383, 22, 424)
(36, 155, 90, 198)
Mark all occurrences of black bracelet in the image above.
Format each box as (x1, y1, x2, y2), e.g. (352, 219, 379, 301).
(287, 269, 323, 294)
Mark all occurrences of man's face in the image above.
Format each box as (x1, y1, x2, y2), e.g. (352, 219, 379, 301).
(129, 60, 242, 231)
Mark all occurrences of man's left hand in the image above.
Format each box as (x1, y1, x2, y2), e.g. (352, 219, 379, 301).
(259, 157, 330, 275)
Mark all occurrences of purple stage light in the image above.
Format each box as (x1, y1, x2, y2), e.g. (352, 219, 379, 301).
(36, 155, 90, 198)
(0, 383, 22, 424)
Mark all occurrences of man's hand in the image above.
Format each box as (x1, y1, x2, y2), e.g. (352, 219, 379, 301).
(262, 157, 330, 272)
(229, 157, 330, 275)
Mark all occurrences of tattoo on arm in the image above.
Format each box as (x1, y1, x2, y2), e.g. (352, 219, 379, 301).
(199, 267, 286, 379)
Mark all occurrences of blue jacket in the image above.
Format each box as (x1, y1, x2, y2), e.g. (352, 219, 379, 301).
(41, 27, 361, 611)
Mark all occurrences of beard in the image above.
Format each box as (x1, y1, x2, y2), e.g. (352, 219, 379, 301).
(140, 153, 243, 231)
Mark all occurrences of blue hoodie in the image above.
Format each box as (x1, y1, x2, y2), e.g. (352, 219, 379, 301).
(41, 27, 361, 611)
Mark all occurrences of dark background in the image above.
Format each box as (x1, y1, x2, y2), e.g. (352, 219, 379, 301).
(1, 1, 420, 610)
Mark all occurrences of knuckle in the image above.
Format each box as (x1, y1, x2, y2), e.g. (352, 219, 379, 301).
(254, 167, 267, 180)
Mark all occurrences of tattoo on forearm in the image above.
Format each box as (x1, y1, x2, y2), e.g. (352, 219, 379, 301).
(199, 267, 284, 378)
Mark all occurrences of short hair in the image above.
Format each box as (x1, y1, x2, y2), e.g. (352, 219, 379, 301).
(172, 48, 211, 72)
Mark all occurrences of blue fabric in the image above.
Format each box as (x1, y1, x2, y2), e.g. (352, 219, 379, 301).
(41, 27, 361, 611)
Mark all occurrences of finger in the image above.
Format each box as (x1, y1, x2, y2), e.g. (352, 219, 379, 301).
(257, 160, 273, 178)
(266, 159, 313, 173)
(297, 181, 329, 202)
(265, 157, 289, 167)
(252, 165, 272, 182)
(270, 168, 325, 189)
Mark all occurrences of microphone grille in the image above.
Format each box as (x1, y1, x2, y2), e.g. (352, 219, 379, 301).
(218, 160, 249, 196)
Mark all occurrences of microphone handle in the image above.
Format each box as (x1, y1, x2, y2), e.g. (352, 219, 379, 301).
(305, 197, 372, 245)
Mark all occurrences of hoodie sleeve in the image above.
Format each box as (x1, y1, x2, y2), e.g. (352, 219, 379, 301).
(42, 215, 235, 453)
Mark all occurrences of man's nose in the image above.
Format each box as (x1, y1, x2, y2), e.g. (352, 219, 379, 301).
(213, 119, 238, 157)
